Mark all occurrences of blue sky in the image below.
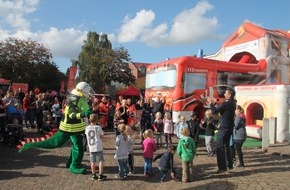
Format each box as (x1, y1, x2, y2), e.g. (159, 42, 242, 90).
(1, 0, 290, 73)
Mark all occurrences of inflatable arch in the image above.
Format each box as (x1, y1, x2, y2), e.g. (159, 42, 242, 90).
(235, 84, 290, 142)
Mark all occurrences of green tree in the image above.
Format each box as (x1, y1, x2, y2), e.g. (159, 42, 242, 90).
(77, 32, 135, 93)
(0, 37, 65, 91)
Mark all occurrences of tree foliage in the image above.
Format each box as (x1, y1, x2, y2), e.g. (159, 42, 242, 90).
(0, 37, 65, 91)
(77, 32, 135, 93)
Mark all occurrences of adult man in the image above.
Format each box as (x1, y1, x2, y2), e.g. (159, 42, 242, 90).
(209, 89, 236, 173)
(151, 96, 165, 125)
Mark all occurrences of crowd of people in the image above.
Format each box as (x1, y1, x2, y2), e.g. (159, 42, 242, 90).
(1, 86, 247, 183)
(85, 88, 247, 183)
(0, 87, 67, 143)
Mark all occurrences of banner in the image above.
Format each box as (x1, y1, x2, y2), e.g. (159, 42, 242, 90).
(12, 83, 29, 93)
(67, 66, 77, 92)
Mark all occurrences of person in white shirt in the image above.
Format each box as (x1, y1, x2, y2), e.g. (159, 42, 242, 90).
(85, 113, 106, 181)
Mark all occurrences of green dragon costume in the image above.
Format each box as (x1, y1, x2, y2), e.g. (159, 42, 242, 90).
(19, 82, 94, 174)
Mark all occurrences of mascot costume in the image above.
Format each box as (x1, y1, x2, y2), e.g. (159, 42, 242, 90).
(19, 82, 94, 174)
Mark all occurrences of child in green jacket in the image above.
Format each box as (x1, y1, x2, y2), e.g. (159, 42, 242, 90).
(177, 127, 196, 183)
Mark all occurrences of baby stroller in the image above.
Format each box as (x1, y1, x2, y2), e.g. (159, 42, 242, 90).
(40, 112, 56, 133)
(5, 113, 24, 147)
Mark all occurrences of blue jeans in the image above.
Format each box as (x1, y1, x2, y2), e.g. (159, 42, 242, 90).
(158, 167, 169, 181)
(117, 158, 129, 177)
(156, 133, 162, 146)
(144, 157, 153, 175)
(216, 129, 233, 170)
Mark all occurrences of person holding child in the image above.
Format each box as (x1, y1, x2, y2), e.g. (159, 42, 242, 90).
(209, 89, 236, 173)
(177, 127, 196, 183)
(153, 144, 179, 183)
(85, 113, 107, 181)
(142, 129, 156, 177)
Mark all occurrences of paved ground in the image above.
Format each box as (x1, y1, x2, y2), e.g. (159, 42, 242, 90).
(0, 128, 290, 190)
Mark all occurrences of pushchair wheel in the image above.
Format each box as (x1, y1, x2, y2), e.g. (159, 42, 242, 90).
(6, 136, 15, 147)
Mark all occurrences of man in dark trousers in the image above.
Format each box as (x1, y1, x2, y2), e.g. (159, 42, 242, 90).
(186, 111, 200, 147)
(209, 89, 236, 173)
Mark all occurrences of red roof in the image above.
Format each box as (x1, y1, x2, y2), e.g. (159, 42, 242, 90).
(222, 22, 290, 48)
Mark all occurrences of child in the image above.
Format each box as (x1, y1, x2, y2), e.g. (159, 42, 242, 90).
(153, 144, 179, 182)
(115, 124, 134, 179)
(233, 105, 247, 167)
(177, 127, 196, 183)
(153, 112, 164, 148)
(200, 109, 216, 157)
(51, 97, 62, 128)
(186, 111, 200, 147)
(125, 125, 135, 174)
(163, 111, 174, 148)
(142, 129, 156, 177)
(113, 110, 124, 137)
(176, 115, 188, 139)
(85, 114, 106, 181)
(42, 114, 55, 132)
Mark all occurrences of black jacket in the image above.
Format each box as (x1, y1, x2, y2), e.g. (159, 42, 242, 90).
(210, 99, 236, 132)
(186, 119, 200, 141)
(154, 152, 175, 173)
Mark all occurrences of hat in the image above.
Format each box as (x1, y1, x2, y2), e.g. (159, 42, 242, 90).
(190, 111, 196, 117)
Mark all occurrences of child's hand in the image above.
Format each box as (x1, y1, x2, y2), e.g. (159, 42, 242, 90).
(171, 173, 179, 181)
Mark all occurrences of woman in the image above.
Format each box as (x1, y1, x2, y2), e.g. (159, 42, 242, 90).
(233, 105, 247, 167)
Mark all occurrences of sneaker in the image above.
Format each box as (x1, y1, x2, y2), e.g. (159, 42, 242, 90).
(235, 163, 245, 167)
(115, 175, 124, 180)
(124, 174, 128, 178)
(216, 169, 227, 174)
(92, 174, 98, 180)
(98, 174, 107, 181)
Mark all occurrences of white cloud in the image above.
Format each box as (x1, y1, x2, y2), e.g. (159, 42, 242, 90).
(0, 0, 222, 68)
(0, 0, 39, 30)
(117, 1, 221, 47)
(117, 9, 155, 43)
(37, 27, 87, 58)
(0, 0, 87, 61)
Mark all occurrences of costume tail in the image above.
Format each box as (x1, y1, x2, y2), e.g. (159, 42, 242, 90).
(18, 130, 69, 153)
(17, 129, 57, 150)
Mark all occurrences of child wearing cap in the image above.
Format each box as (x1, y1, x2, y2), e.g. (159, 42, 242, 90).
(186, 111, 200, 147)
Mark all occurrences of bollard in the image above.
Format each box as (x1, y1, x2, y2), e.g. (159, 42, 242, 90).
(269, 117, 277, 144)
(262, 118, 270, 150)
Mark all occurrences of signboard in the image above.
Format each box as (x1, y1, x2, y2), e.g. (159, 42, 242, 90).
(67, 66, 77, 92)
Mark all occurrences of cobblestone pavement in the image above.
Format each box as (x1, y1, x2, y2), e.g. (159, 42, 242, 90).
(1, 128, 290, 190)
